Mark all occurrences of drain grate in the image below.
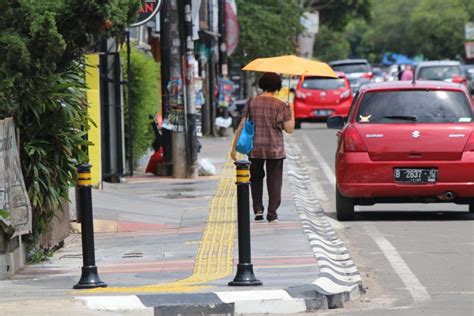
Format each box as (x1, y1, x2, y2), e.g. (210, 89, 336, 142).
(122, 252, 143, 259)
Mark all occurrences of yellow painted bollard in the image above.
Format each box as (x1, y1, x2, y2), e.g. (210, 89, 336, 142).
(73, 164, 107, 289)
(229, 160, 262, 286)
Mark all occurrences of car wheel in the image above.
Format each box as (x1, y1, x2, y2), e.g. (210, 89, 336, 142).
(295, 119, 301, 129)
(469, 201, 474, 213)
(336, 187, 354, 221)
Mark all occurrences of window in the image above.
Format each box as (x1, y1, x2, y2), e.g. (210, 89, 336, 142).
(301, 78, 346, 90)
(331, 63, 370, 74)
(356, 90, 472, 124)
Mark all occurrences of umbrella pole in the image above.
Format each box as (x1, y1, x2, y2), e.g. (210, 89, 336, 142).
(287, 76, 291, 105)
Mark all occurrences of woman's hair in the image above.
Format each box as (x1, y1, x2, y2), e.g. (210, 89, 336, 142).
(258, 72, 282, 92)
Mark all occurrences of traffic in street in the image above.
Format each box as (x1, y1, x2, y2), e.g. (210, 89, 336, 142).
(293, 122, 474, 316)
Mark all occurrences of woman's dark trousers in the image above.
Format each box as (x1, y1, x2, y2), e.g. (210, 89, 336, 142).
(249, 158, 284, 220)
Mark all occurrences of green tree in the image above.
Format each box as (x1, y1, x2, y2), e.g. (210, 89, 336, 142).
(298, 0, 372, 31)
(313, 25, 350, 61)
(343, 0, 470, 62)
(233, 0, 303, 63)
(0, 0, 139, 258)
(411, 0, 469, 59)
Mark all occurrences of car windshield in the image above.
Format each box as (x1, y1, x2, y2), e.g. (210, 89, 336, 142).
(331, 63, 370, 74)
(356, 90, 472, 124)
(417, 65, 461, 80)
(301, 78, 346, 90)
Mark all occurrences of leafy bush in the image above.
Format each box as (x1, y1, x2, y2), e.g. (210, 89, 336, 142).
(122, 46, 160, 167)
(0, 0, 139, 257)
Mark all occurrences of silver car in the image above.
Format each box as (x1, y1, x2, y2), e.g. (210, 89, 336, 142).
(414, 60, 464, 82)
(329, 59, 373, 95)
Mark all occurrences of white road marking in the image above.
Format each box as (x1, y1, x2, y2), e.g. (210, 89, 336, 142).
(301, 132, 431, 305)
(302, 134, 336, 187)
(364, 224, 431, 304)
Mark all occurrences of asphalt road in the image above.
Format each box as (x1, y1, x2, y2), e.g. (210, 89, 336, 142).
(293, 122, 474, 316)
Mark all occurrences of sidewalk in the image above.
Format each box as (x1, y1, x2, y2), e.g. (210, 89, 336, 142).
(0, 135, 360, 315)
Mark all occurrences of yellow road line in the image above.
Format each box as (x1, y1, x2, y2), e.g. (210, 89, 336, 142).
(80, 156, 238, 293)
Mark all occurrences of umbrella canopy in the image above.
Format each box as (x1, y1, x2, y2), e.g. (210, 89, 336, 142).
(242, 55, 337, 78)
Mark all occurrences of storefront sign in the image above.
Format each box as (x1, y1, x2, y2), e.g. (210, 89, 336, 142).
(130, 0, 163, 27)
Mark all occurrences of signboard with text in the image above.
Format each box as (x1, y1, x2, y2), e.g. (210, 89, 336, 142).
(130, 0, 162, 27)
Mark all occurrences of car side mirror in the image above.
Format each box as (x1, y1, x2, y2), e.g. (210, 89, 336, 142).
(327, 116, 345, 129)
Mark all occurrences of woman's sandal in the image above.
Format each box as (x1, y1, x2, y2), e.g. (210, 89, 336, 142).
(254, 212, 264, 221)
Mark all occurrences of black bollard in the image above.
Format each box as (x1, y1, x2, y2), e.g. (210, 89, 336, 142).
(229, 160, 262, 286)
(73, 164, 107, 289)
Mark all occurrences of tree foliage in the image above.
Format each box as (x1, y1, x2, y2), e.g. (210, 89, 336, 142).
(233, 0, 303, 64)
(313, 26, 350, 61)
(411, 0, 469, 59)
(0, 0, 139, 257)
(313, 0, 472, 63)
(299, 0, 372, 31)
(121, 46, 160, 167)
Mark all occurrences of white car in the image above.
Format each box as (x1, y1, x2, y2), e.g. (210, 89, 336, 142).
(415, 61, 465, 84)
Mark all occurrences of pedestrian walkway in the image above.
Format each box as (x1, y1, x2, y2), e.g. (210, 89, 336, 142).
(0, 135, 361, 315)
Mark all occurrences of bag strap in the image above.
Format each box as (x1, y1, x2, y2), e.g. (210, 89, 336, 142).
(246, 97, 253, 121)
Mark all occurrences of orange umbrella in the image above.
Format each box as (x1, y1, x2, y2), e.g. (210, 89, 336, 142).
(242, 55, 337, 78)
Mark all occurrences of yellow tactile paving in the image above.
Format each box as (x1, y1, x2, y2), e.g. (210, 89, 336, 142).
(80, 156, 238, 293)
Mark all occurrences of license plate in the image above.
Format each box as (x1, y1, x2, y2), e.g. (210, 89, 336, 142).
(394, 168, 438, 184)
(314, 110, 333, 116)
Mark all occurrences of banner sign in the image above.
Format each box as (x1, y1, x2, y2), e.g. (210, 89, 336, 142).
(225, 0, 239, 56)
(130, 0, 163, 27)
(162, 79, 186, 132)
(0, 118, 32, 238)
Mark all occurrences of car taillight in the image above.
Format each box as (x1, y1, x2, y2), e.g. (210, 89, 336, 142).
(463, 133, 474, 151)
(340, 89, 351, 100)
(295, 90, 306, 99)
(362, 72, 373, 80)
(343, 127, 368, 152)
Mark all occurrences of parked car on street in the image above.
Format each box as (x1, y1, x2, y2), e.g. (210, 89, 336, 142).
(329, 59, 373, 94)
(463, 64, 474, 95)
(327, 81, 474, 221)
(293, 72, 353, 128)
(415, 61, 467, 88)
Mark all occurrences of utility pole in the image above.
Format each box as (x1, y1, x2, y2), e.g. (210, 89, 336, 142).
(181, 0, 198, 178)
(218, 0, 228, 77)
(208, 0, 219, 136)
(159, 0, 174, 176)
(169, 0, 187, 178)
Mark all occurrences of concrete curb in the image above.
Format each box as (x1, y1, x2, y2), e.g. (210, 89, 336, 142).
(76, 283, 362, 314)
(76, 286, 328, 315)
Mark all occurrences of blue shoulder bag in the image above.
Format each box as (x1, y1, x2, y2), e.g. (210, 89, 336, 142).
(236, 99, 254, 154)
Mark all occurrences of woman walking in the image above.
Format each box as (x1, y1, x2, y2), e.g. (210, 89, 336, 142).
(231, 72, 295, 222)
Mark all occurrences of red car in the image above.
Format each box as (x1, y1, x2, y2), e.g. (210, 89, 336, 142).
(294, 73, 353, 129)
(327, 81, 474, 221)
